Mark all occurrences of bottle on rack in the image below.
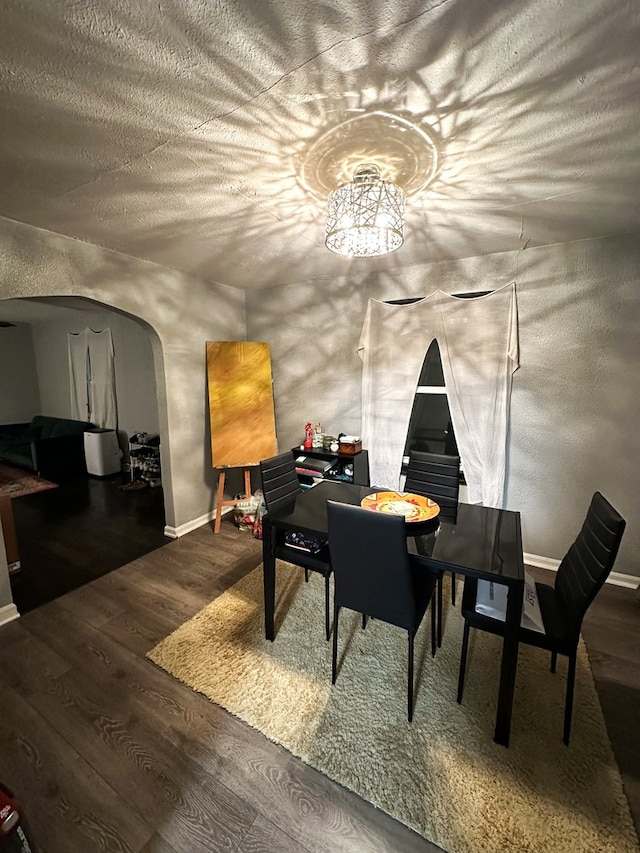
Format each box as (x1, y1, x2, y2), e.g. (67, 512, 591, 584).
(304, 422, 314, 450)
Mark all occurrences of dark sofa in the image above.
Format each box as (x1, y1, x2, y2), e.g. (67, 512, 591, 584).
(0, 415, 95, 477)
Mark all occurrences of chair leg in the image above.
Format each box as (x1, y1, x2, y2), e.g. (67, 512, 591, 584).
(437, 575, 443, 647)
(331, 606, 340, 684)
(564, 652, 577, 746)
(551, 650, 557, 673)
(431, 596, 436, 657)
(451, 572, 456, 606)
(457, 620, 471, 704)
(408, 631, 415, 722)
(304, 568, 309, 582)
(362, 613, 368, 630)
(324, 574, 331, 641)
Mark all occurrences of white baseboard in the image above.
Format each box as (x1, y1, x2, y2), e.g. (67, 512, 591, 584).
(524, 552, 639, 590)
(523, 553, 561, 572)
(607, 571, 640, 590)
(164, 506, 234, 539)
(0, 603, 20, 626)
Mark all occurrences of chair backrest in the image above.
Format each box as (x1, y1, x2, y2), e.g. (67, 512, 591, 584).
(555, 491, 626, 641)
(260, 451, 302, 514)
(327, 501, 417, 631)
(404, 451, 460, 513)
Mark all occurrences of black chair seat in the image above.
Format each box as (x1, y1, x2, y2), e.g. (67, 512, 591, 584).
(460, 578, 570, 651)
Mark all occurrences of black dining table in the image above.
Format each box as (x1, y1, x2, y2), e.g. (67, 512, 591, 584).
(261, 479, 524, 747)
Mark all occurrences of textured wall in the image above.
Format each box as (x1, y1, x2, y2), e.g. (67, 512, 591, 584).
(0, 216, 246, 531)
(246, 270, 374, 447)
(247, 235, 640, 579)
(0, 324, 40, 422)
(507, 238, 639, 577)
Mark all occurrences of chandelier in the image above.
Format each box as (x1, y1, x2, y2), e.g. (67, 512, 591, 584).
(325, 163, 406, 258)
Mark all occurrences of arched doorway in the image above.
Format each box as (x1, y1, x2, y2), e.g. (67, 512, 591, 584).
(0, 295, 171, 613)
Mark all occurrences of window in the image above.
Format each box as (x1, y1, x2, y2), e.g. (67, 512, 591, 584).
(402, 339, 460, 470)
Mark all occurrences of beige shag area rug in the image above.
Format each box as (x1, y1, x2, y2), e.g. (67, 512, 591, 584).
(148, 563, 639, 853)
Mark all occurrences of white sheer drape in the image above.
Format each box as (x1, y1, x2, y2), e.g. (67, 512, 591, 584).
(358, 283, 519, 508)
(68, 328, 118, 429)
(68, 330, 91, 422)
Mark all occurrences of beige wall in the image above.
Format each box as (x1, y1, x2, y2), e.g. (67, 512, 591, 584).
(0, 324, 41, 422)
(246, 235, 640, 580)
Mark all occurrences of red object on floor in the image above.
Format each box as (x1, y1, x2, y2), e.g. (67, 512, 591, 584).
(0, 782, 37, 852)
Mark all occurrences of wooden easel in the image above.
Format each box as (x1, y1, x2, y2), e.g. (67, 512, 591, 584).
(214, 466, 255, 533)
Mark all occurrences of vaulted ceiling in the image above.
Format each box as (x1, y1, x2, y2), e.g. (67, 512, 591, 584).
(0, 0, 638, 294)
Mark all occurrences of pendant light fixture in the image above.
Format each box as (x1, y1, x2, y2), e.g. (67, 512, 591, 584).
(325, 163, 406, 258)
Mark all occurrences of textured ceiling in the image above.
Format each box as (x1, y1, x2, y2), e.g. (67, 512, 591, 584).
(0, 0, 639, 292)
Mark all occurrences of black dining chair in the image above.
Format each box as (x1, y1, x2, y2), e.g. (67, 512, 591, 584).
(404, 450, 461, 645)
(456, 491, 626, 745)
(327, 500, 437, 722)
(259, 451, 333, 640)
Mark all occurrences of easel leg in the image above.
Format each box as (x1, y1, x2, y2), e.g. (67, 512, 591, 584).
(214, 470, 226, 534)
(213, 466, 255, 534)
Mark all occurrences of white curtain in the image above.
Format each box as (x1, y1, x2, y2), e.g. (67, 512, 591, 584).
(68, 328, 118, 429)
(358, 283, 519, 508)
(68, 330, 91, 422)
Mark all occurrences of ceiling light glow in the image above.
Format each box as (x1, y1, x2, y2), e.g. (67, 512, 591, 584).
(325, 163, 405, 258)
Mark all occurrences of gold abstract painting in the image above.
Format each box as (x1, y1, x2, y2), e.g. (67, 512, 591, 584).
(206, 341, 277, 468)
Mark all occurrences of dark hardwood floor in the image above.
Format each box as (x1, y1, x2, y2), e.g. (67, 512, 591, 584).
(0, 504, 638, 852)
(9, 472, 169, 613)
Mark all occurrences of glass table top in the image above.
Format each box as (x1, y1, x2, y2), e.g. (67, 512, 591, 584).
(264, 480, 523, 583)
